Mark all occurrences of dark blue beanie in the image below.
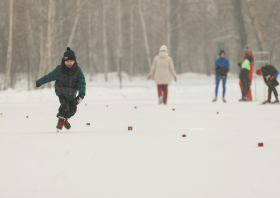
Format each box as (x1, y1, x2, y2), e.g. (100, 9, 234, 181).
(63, 47, 76, 62)
(219, 50, 225, 56)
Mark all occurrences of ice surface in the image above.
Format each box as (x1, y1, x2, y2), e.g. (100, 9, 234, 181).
(0, 73, 279, 198)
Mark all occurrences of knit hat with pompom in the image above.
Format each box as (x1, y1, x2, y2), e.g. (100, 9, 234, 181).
(159, 45, 168, 52)
(63, 47, 76, 62)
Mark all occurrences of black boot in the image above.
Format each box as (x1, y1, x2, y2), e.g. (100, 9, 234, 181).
(271, 99, 279, 104)
(262, 99, 271, 104)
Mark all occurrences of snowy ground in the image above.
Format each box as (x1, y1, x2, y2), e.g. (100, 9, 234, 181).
(0, 73, 280, 198)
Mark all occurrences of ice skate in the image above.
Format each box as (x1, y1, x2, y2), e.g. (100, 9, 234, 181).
(158, 96, 163, 104)
(239, 97, 250, 102)
(56, 116, 65, 132)
(64, 119, 71, 130)
(212, 97, 217, 102)
(271, 99, 279, 104)
(262, 99, 271, 104)
(222, 98, 226, 103)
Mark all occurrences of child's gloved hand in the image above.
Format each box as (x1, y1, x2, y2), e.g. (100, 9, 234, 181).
(71, 93, 85, 105)
(35, 81, 41, 87)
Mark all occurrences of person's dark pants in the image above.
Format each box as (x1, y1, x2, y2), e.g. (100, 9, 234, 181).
(268, 85, 278, 100)
(157, 84, 168, 104)
(57, 95, 77, 119)
(268, 72, 279, 100)
(239, 69, 250, 98)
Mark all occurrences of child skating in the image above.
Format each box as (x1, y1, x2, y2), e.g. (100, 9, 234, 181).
(35, 47, 86, 132)
(238, 54, 253, 101)
(212, 50, 230, 102)
(256, 65, 279, 104)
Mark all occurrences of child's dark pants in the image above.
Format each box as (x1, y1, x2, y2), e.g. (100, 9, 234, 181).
(57, 95, 77, 119)
(268, 85, 278, 100)
(239, 69, 250, 98)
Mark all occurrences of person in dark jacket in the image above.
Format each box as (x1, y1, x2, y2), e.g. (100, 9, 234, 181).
(35, 47, 86, 131)
(256, 65, 279, 104)
(213, 50, 230, 102)
(238, 54, 253, 101)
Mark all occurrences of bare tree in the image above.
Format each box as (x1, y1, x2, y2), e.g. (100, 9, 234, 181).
(232, 0, 248, 59)
(117, 0, 123, 72)
(246, 0, 268, 52)
(88, 1, 100, 80)
(67, 0, 85, 47)
(4, 0, 14, 90)
(166, 0, 171, 53)
(103, 0, 108, 81)
(129, 0, 134, 80)
(138, 0, 152, 68)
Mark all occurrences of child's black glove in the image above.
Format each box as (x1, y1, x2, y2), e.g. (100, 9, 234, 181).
(238, 62, 241, 67)
(35, 81, 41, 87)
(71, 93, 85, 106)
(247, 56, 254, 63)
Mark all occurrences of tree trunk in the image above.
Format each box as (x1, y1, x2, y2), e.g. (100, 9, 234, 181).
(67, 0, 82, 47)
(116, 0, 122, 69)
(103, 0, 108, 81)
(88, 2, 100, 80)
(232, 0, 248, 59)
(138, 0, 152, 69)
(88, 1, 93, 80)
(246, 0, 268, 52)
(4, 0, 14, 90)
(39, 1, 45, 79)
(39, 0, 55, 78)
(166, 0, 171, 53)
(129, 0, 134, 81)
(46, 0, 55, 74)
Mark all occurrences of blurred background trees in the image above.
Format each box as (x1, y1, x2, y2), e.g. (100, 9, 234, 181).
(1, 0, 280, 89)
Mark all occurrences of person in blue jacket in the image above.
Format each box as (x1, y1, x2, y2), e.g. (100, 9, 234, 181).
(213, 50, 230, 102)
(35, 47, 86, 132)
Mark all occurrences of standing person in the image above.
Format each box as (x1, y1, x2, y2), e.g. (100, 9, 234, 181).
(239, 45, 254, 100)
(147, 45, 177, 105)
(212, 50, 230, 102)
(238, 54, 253, 101)
(256, 65, 279, 104)
(35, 47, 86, 132)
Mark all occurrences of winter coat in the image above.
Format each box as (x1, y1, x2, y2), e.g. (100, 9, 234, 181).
(261, 65, 279, 85)
(241, 59, 251, 70)
(215, 57, 230, 77)
(243, 51, 255, 84)
(37, 62, 86, 100)
(149, 52, 177, 85)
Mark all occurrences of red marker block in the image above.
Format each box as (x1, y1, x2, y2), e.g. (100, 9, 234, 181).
(86, 123, 90, 126)
(26, 116, 28, 118)
(128, 126, 133, 130)
(258, 143, 263, 147)
(217, 112, 219, 114)
(106, 105, 109, 107)
(182, 134, 186, 137)
(85, 103, 87, 106)
(0, 113, 2, 115)
(135, 107, 137, 109)
(172, 108, 175, 111)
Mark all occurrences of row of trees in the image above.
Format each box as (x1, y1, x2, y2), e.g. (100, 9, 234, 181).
(1, 0, 280, 90)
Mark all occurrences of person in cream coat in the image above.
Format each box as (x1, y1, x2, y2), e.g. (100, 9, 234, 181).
(147, 45, 177, 105)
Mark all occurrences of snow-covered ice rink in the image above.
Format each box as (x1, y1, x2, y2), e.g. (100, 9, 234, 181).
(0, 73, 280, 198)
